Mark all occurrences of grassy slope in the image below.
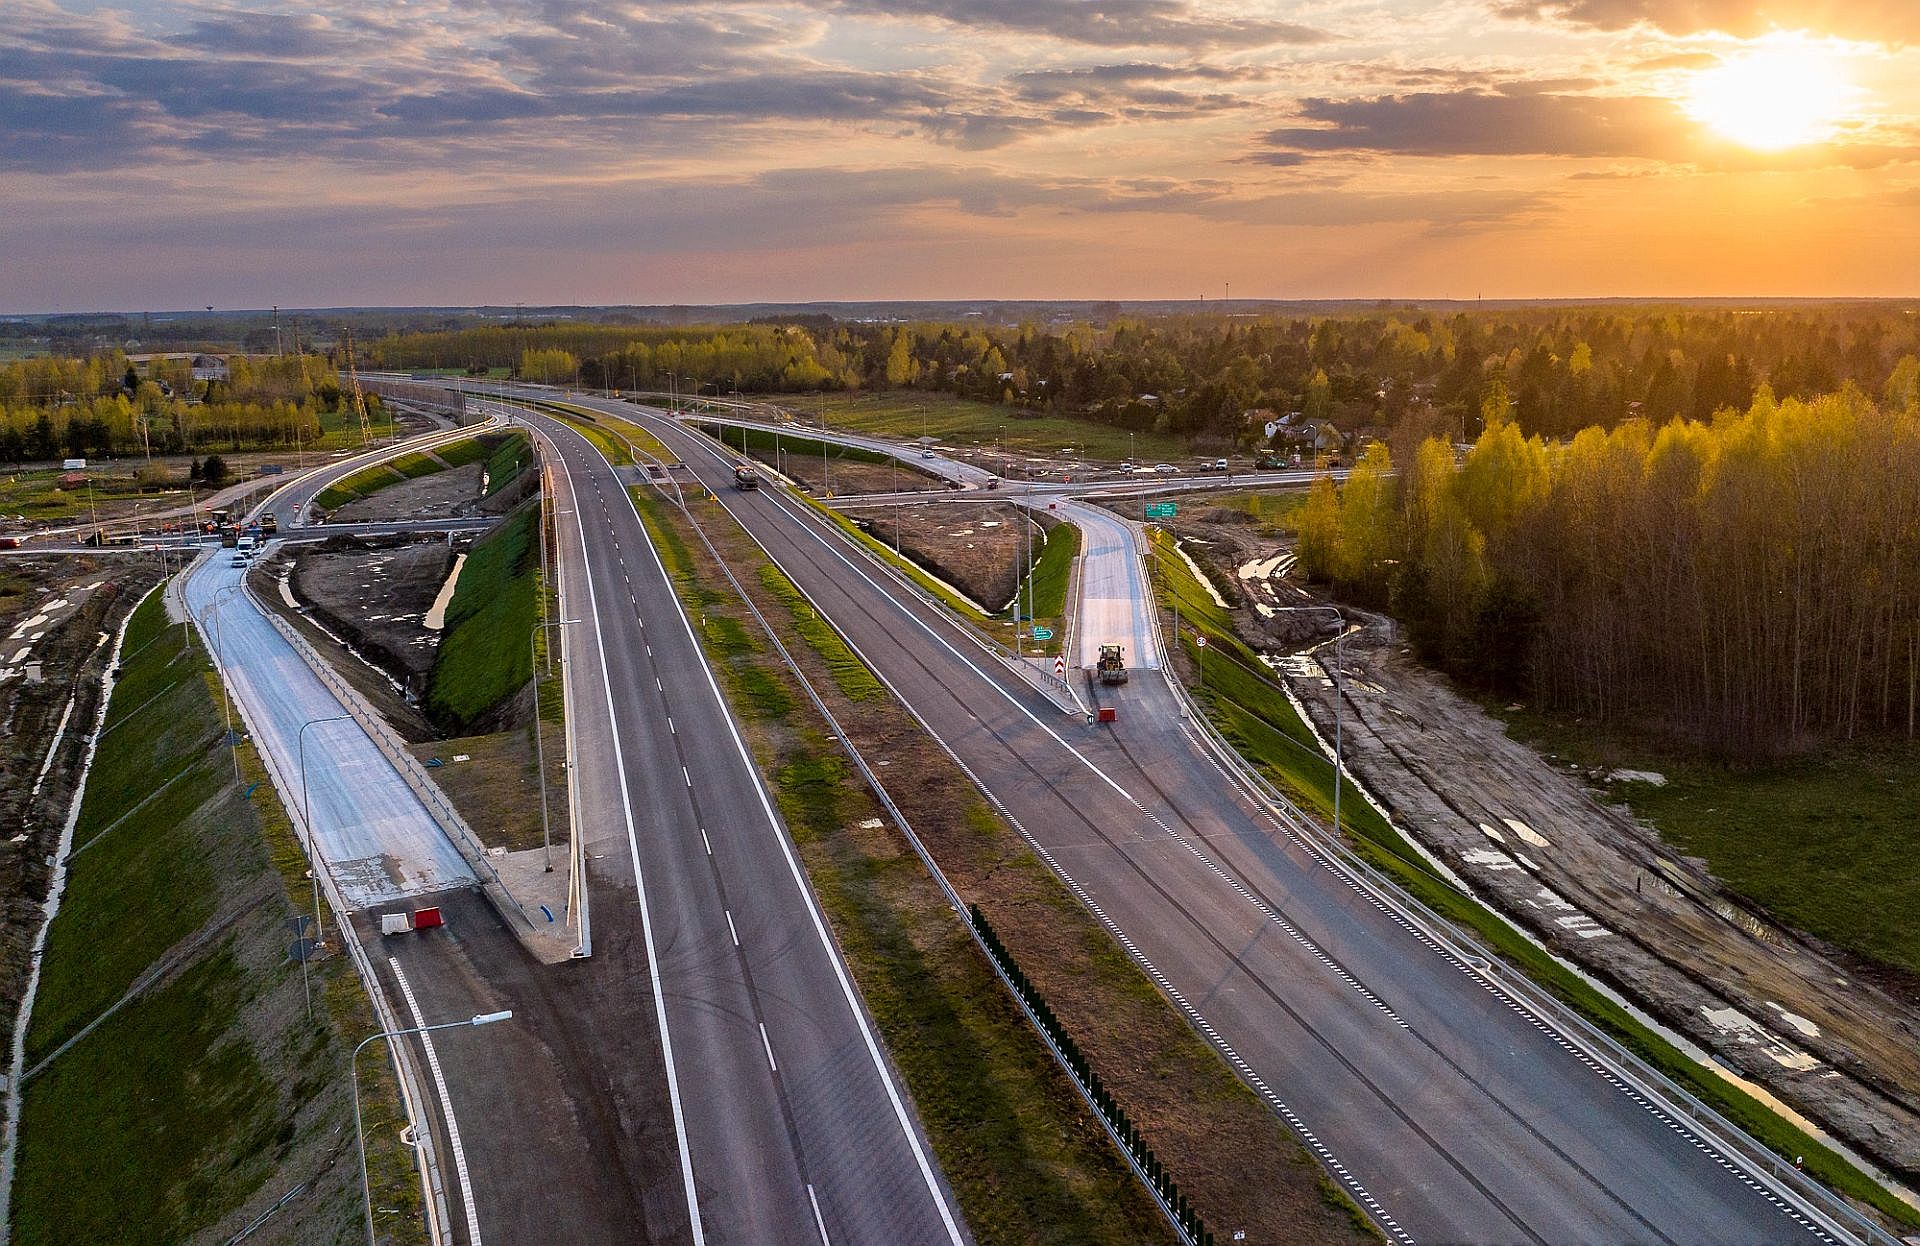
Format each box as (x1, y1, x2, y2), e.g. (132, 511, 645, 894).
(814, 390, 1184, 463)
(1014, 517, 1079, 621)
(482, 431, 534, 494)
(16, 590, 421, 1245)
(1146, 530, 1920, 1227)
(425, 504, 537, 731)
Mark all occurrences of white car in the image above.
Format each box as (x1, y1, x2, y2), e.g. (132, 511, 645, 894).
(1153, 463, 1180, 474)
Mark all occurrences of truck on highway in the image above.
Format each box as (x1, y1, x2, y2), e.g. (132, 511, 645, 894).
(733, 464, 760, 490)
(1097, 643, 1128, 685)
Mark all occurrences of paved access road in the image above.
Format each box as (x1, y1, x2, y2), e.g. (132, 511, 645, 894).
(182, 551, 472, 903)
(522, 411, 968, 1246)
(544, 393, 1839, 1246)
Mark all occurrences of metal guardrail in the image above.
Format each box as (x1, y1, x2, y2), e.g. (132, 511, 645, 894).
(248, 581, 536, 933)
(1139, 549, 1903, 1246)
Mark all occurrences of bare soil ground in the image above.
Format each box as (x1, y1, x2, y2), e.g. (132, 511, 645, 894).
(284, 535, 456, 699)
(1167, 505, 1920, 1193)
(330, 461, 483, 524)
(839, 500, 1041, 612)
(0, 555, 162, 1053)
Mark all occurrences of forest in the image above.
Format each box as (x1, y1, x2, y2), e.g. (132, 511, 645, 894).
(0, 352, 357, 461)
(1296, 387, 1920, 758)
(370, 305, 1920, 446)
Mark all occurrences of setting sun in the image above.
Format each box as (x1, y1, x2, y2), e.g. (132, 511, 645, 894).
(1685, 40, 1859, 149)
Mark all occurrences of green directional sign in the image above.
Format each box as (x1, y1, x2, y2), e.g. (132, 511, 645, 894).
(1030, 626, 1054, 641)
(1145, 501, 1177, 518)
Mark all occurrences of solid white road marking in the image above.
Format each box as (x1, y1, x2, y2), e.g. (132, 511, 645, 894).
(808, 1184, 832, 1246)
(701, 828, 712, 855)
(389, 958, 485, 1246)
(759, 1022, 778, 1072)
(726, 910, 740, 946)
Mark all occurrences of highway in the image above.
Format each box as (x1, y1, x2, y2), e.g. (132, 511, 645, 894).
(533, 391, 1842, 1246)
(523, 411, 968, 1245)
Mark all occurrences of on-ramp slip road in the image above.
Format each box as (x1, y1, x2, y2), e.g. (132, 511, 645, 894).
(524, 409, 968, 1246)
(533, 391, 1844, 1246)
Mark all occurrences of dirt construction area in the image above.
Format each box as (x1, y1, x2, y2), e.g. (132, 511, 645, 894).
(1165, 488, 1920, 1197)
(0, 553, 162, 1055)
(275, 535, 458, 702)
(839, 500, 1044, 612)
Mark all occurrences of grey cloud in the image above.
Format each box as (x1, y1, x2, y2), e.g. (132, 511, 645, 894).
(1494, 0, 1920, 41)
(828, 0, 1328, 50)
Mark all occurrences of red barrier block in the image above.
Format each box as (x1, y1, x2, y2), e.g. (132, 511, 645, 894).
(412, 906, 444, 930)
(1097, 707, 1117, 723)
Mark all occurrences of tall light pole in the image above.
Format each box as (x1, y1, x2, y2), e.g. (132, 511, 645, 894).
(352, 1011, 513, 1246)
(1272, 605, 1347, 838)
(298, 714, 353, 948)
(531, 619, 579, 872)
(197, 585, 246, 784)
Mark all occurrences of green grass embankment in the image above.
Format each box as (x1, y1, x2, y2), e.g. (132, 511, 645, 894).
(312, 432, 523, 510)
(16, 589, 421, 1245)
(425, 503, 538, 731)
(1145, 530, 1920, 1228)
(482, 431, 534, 494)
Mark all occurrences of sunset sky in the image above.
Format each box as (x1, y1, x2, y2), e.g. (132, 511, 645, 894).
(3, 0, 1917, 310)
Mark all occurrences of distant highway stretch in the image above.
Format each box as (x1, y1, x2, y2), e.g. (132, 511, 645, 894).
(495, 386, 1845, 1246)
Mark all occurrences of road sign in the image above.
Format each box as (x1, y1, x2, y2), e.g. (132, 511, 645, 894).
(1031, 626, 1054, 641)
(1195, 635, 1207, 648)
(1145, 501, 1177, 518)
(1054, 656, 1067, 676)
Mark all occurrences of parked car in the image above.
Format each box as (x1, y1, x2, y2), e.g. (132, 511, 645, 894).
(1211, 458, 1230, 471)
(1153, 463, 1179, 474)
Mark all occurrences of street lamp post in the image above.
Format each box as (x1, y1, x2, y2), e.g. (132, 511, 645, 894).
(352, 1011, 513, 1246)
(531, 619, 580, 872)
(1272, 605, 1347, 838)
(297, 714, 354, 949)
(197, 586, 246, 784)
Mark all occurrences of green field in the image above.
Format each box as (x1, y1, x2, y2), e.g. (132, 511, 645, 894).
(802, 391, 1184, 463)
(1146, 531, 1920, 1227)
(426, 504, 538, 730)
(16, 589, 420, 1244)
(1207, 489, 1309, 534)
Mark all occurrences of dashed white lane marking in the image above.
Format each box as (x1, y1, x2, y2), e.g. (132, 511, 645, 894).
(726, 910, 740, 946)
(807, 1184, 832, 1246)
(657, 676, 664, 691)
(668, 716, 676, 734)
(682, 766, 693, 788)
(701, 828, 713, 855)
(1177, 723, 1841, 1245)
(389, 958, 487, 1246)
(759, 1022, 779, 1072)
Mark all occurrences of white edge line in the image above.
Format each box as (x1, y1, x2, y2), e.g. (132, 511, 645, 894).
(389, 958, 483, 1246)
(544, 427, 707, 1245)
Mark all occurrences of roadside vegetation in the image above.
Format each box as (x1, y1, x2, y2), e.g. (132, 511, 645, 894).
(424, 503, 538, 732)
(15, 588, 421, 1245)
(1146, 530, 1920, 1228)
(629, 481, 1374, 1245)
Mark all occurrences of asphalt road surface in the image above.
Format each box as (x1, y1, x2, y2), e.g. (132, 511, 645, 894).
(525, 411, 969, 1246)
(182, 550, 472, 903)
(552, 393, 1838, 1246)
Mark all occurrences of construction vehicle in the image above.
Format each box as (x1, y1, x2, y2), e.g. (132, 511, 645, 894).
(1097, 643, 1129, 685)
(258, 513, 278, 534)
(733, 464, 760, 490)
